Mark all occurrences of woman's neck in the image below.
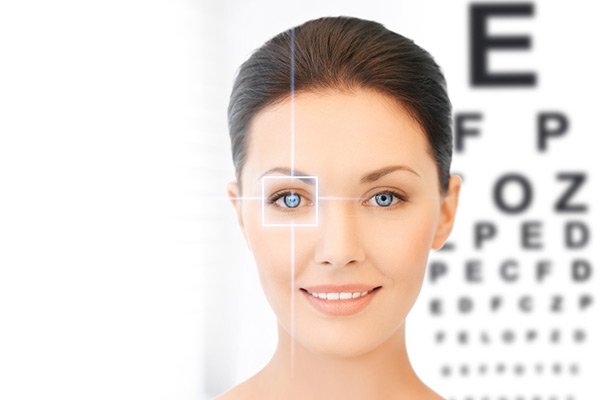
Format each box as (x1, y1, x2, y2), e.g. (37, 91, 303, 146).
(252, 322, 441, 399)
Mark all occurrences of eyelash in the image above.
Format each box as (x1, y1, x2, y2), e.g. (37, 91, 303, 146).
(266, 190, 408, 209)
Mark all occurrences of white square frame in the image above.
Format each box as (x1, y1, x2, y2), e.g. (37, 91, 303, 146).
(261, 175, 319, 227)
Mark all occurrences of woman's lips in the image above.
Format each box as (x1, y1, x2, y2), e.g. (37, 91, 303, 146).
(300, 285, 382, 316)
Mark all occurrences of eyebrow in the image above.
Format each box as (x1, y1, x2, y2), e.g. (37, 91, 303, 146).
(259, 167, 317, 185)
(259, 165, 420, 184)
(360, 165, 420, 183)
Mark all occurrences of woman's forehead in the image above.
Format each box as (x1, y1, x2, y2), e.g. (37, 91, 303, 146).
(251, 87, 422, 131)
(244, 88, 433, 179)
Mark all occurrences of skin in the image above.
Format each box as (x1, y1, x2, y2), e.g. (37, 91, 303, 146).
(218, 88, 460, 399)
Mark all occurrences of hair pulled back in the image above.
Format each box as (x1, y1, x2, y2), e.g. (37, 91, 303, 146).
(227, 16, 452, 193)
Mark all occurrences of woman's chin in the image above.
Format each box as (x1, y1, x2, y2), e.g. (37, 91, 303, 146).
(289, 324, 394, 360)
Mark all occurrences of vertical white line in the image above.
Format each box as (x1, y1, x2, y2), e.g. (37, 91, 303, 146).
(290, 27, 295, 175)
(261, 178, 265, 226)
(290, 225, 295, 379)
(289, 27, 296, 379)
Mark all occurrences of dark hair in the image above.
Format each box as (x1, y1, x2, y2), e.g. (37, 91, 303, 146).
(227, 16, 452, 193)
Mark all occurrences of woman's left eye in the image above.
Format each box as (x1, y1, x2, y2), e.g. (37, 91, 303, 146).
(366, 191, 405, 208)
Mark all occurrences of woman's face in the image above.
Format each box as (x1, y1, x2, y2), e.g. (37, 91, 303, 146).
(228, 88, 460, 357)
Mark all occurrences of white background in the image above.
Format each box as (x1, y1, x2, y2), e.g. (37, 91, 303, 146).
(0, 1, 598, 399)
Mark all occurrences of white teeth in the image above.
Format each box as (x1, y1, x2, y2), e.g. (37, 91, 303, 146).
(307, 290, 372, 300)
(339, 292, 353, 300)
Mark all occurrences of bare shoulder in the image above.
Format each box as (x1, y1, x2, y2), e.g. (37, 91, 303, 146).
(419, 385, 446, 400)
(212, 374, 265, 400)
(431, 391, 446, 400)
(213, 383, 251, 400)
(400, 378, 446, 400)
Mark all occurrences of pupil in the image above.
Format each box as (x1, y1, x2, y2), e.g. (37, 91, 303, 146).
(377, 193, 392, 206)
(284, 193, 300, 208)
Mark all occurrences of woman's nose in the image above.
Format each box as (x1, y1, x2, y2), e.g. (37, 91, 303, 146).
(312, 202, 366, 267)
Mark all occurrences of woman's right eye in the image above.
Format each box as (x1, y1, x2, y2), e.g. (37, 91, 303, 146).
(268, 191, 308, 209)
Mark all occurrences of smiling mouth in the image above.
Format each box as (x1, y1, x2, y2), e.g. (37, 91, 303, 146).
(299, 286, 382, 301)
(299, 286, 382, 316)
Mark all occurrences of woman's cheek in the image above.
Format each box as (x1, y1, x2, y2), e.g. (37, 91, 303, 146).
(246, 222, 293, 314)
(366, 209, 435, 281)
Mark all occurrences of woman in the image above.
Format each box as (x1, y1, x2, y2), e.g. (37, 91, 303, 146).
(218, 16, 461, 399)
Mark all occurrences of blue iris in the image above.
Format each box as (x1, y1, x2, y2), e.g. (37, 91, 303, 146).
(283, 192, 301, 208)
(374, 192, 394, 207)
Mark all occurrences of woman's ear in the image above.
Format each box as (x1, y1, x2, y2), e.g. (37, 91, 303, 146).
(227, 181, 246, 234)
(431, 174, 462, 250)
